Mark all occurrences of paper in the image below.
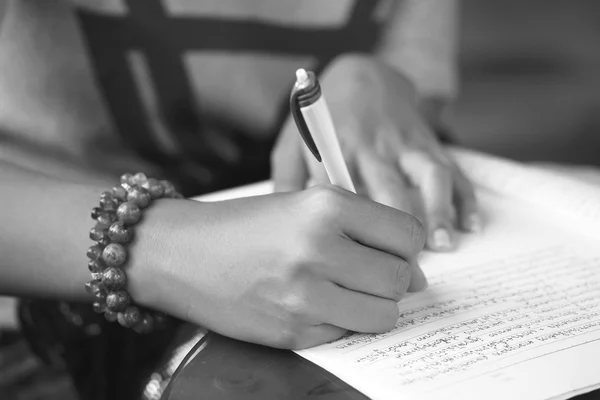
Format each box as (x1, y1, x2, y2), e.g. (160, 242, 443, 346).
(195, 181, 273, 203)
(193, 148, 600, 400)
(452, 147, 600, 236)
(295, 151, 600, 400)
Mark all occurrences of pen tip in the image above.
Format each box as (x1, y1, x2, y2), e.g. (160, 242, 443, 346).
(296, 68, 309, 85)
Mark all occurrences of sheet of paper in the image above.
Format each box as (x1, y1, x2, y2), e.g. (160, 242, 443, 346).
(195, 181, 273, 202)
(296, 188, 600, 400)
(193, 149, 600, 400)
(452, 147, 600, 238)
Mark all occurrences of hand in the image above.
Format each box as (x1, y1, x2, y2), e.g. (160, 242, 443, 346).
(130, 186, 426, 350)
(272, 54, 480, 252)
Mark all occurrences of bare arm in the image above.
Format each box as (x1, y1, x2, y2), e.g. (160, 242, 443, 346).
(375, 0, 460, 122)
(0, 162, 164, 303)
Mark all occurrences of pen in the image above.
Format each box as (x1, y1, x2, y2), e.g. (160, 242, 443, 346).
(290, 68, 356, 193)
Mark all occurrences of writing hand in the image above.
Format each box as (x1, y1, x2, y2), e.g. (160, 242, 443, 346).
(131, 186, 426, 350)
(272, 54, 480, 252)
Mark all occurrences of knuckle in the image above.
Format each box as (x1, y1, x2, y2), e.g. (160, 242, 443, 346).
(287, 232, 324, 275)
(271, 293, 315, 350)
(304, 185, 344, 222)
(280, 291, 311, 321)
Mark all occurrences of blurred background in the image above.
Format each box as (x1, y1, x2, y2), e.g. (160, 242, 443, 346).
(452, 0, 600, 166)
(1, 0, 600, 399)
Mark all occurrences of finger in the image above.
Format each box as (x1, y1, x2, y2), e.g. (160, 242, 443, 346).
(290, 324, 348, 350)
(320, 237, 412, 302)
(453, 166, 482, 232)
(408, 259, 428, 292)
(355, 150, 416, 215)
(316, 281, 399, 333)
(329, 187, 426, 258)
(271, 123, 309, 192)
(422, 160, 456, 251)
(400, 150, 456, 252)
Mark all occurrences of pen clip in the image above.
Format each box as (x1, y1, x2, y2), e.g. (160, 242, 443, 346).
(289, 72, 322, 162)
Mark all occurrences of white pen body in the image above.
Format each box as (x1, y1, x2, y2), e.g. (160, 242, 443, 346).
(300, 97, 356, 193)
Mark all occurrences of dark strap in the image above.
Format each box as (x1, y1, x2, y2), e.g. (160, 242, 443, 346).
(76, 0, 385, 194)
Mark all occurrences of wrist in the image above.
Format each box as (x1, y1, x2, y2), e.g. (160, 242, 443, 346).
(84, 173, 191, 331)
(126, 197, 194, 314)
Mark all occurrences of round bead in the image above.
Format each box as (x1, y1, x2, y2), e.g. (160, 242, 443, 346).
(108, 220, 133, 243)
(89, 226, 108, 241)
(91, 272, 104, 281)
(170, 192, 184, 199)
(95, 290, 107, 303)
(97, 237, 111, 247)
(105, 310, 119, 322)
(131, 172, 148, 186)
(88, 260, 105, 273)
(100, 191, 113, 202)
(120, 173, 134, 185)
(118, 306, 142, 328)
(91, 207, 103, 220)
(100, 191, 118, 211)
(160, 180, 176, 197)
(85, 280, 102, 294)
(92, 301, 106, 313)
(121, 182, 133, 192)
(101, 267, 127, 291)
(142, 178, 164, 199)
(133, 314, 154, 334)
(96, 212, 116, 229)
(86, 244, 104, 261)
(117, 202, 141, 225)
(102, 243, 126, 267)
(127, 186, 151, 208)
(111, 185, 128, 201)
(106, 290, 131, 312)
(102, 199, 118, 212)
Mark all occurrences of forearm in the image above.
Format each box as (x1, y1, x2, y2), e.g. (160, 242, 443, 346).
(376, 0, 460, 103)
(0, 161, 176, 309)
(0, 161, 107, 299)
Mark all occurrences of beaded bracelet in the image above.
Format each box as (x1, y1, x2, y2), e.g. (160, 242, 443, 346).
(85, 173, 183, 333)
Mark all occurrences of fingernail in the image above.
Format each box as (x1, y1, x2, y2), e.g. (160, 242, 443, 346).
(433, 228, 452, 251)
(409, 263, 428, 292)
(466, 213, 482, 233)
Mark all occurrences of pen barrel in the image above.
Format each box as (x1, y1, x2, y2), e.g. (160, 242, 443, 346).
(300, 98, 356, 193)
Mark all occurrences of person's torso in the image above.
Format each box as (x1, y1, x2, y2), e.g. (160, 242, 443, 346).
(0, 0, 388, 194)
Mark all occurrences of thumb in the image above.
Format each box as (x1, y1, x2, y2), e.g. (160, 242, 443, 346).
(271, 121, 309, 192)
